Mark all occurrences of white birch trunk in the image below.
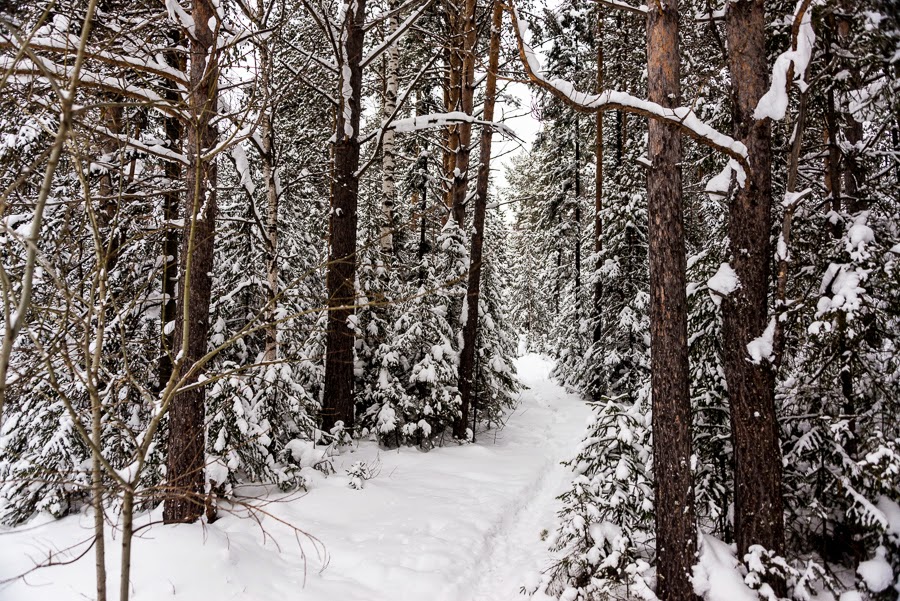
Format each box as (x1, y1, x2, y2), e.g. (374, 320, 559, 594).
(380, 3, 400, 253)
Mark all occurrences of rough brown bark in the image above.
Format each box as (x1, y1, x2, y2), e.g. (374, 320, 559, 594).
(573, 117, 582, 324)
(646, 0, 697, 598)
(836, 2, 866, 214)
(723, 0, 786, 563)
(454, 0, 502, 440)
(159, 28, 183, 394)
(445, 0, 478, 227)
(261, 114, 279, 363)
(824, 94, 843, 239)
(592, 11, 604, 353)
(834, 1, 864, 462)
(321, 0, 367, 434)
(164, 0, 219, 524)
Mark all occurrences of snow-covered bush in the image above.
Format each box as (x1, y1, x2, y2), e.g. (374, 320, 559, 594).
(545, 389, 654, 598)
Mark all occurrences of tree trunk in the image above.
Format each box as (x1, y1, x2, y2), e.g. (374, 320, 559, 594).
(261, 116, 279, 363)
(446, 0, 478, 226)
(258, 32, 279, 363)
(454, 0, 502, 440)
(773, 90, 808, 368)
(573, 117, 582, 325)
(418, 153, 429, 259)
(90, 279, 108, 601)
(836, 2, 866, 214)
(554, 243, 561, 315)
(646, 0, 697, 598)
(380, 2, 400, 254)
(723, 0, 786, 563)
(321, 0, 367, 434)
(164, 0, 219, 524)
(159, 29, 183, 394)
(119, 488, 134, 601)
(592, 11, 604, 353)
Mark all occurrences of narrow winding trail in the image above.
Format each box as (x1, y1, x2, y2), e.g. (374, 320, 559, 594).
(467, 356, 592, 601)
(0, 355, 591, 601)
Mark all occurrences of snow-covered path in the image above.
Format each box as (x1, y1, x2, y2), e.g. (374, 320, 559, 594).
(466, 357, 591, 601)
(0, 355, 590, 601)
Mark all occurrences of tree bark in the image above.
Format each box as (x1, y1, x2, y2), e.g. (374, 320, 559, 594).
(723, 0, 786, 563)
(573, 117, 582, 325)
(646, 0, 697, 598)
(592, 11, 604, 354)
(445, 0, 478, 226)
(258, 22, 279, 363)
(321, 0, 367, 434)
(380, 1, 400, 254)
(159, 28, 183, 393)
(164, 0, 219, 524)
(836, 2, 866, 214)
(454, 0, 502, 440)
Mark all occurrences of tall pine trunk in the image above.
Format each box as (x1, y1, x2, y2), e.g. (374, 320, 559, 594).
(322, 0, 367, 434)
(455, 0, 502, 439)
(159, 29, 183, 394)
(573, 117, 582, 325)
(723, 0, 786, 562)
(164, 0, 219, 524)
(445, 0, 478, 226)
(646, 0, 697, 597)
(592, 11, 603, 356)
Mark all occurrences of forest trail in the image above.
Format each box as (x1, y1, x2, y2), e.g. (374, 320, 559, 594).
(465, 355, 592, 601)
(0, 354, 590, 601)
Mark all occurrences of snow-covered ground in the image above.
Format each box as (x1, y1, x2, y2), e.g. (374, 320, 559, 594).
(0, 354, 590, 601)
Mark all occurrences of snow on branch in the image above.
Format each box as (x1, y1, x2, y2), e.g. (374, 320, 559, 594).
(165, 0, 197, 38)
(87, 125, 189, 165)
(506, 2, 750, 173)
(0, 56, 186, 120)
(388, 111, 519, 141)
(593, 0, 647, 16)
(230, 143, 256, 195)
(0, 34, 189, 86)
(754, 0, 816, 121)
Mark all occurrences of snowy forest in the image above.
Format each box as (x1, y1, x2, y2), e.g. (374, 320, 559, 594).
(0, 0, 899, 599)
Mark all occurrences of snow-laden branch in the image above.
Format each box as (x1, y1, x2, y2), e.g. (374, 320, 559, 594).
(230, 142, 256, 195)
(754, 0, 816, 121)
(506, 2, 750, 172)
(164, 0, 197, 38)
(0, 33, 189, 86)
(87, 125, 189, 165)
(594, 0, 647, 16)
(388, 111, 519, 140)
(0, 0, 100, 427)
(361, 0, 432, 68)
(0, 56, 186, 120)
